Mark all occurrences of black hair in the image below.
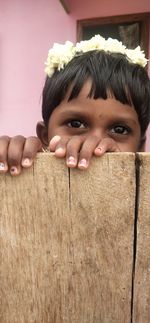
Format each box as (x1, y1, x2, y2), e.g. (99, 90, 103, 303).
(42, 50, 150, 136)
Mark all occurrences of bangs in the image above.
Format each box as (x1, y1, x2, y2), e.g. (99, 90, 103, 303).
(67, 51, 133, 106)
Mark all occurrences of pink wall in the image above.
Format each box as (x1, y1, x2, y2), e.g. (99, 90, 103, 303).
(0, 0, 75, 136)
(68, 0, 150, 19)
(0, 0, 150, 149)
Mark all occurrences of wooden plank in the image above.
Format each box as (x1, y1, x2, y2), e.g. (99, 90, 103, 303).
(0, 153, 136, 323)
(133, 153, 150, 323)
(69, 153, 136, 323)
(0, 154, 70, 323)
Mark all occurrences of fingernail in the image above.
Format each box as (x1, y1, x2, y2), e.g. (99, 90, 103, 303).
(67, 156, 76, 166)
(78, 159, 88, 169)
(0, 162, 6, 171)
(95, 146, 103, 155)
(22, 158, 32, 167)
(10, 166, 18, 175)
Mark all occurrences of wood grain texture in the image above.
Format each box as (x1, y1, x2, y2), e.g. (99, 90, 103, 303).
(0, 153, 136, 322)
(69, 153, 136, 323)
(133, 153, 150, 323)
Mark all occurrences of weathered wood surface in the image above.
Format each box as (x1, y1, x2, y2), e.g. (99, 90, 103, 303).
(0, 152, 146, 323)
(133, 153, 150, 323)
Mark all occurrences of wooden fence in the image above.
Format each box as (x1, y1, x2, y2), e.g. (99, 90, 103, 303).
(0, 153, 150, 323)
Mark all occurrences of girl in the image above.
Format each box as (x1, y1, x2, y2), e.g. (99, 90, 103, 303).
(0, 35, 150, 175)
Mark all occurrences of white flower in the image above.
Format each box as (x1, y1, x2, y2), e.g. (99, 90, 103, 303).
(45, 35, 148, 77)
(125, 46, 148, 67)
(45, 41, 75, 77)
(104, 38, 126, 54)
(76, 35, 106, 52)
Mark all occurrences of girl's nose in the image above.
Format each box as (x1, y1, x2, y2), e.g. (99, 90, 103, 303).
(90, 128, 104, 140)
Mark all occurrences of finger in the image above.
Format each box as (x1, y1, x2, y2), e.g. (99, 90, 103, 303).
(50, 136, 69, 158)
(21, 136, 42, 168)
(0, 136, 10, 173)
(66, 136, 85, 168)
(78, 136, 100, 169)
(8, 136, 26, 175)
(94, 137, 121, 156)
(49, 135, 61, 152)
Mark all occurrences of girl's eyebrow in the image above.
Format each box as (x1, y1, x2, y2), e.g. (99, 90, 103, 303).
(105, 116, 138, 126)
(58, 110, 88, 118)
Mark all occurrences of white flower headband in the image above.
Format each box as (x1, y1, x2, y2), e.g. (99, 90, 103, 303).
(45, 34, 148, 77)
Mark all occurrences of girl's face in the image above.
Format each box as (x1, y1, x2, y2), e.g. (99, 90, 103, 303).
(39, 81, 143, 152)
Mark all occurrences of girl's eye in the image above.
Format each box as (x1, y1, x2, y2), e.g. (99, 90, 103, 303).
(110, 125, 131, 135)
(67, 120, 86, 129)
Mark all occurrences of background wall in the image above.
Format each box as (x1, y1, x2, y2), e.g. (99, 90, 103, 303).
(0, 0, 75, 136)
(67, 0, 150, 19)
(0, 0, 150, 149)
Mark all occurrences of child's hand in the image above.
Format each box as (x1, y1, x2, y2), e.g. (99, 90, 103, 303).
(49, 135, 120, 170)
(0, 136, 42, 175)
